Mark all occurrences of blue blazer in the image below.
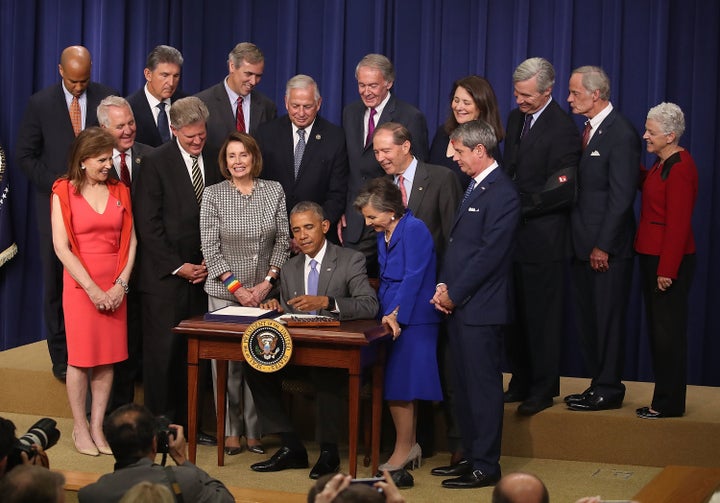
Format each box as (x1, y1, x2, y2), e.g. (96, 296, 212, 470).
(440, 167, 520, 325)
(377, 211, 440, 325)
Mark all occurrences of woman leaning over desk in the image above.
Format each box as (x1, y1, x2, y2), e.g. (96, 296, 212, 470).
(354, 177, 442, 486)
(635, 102, 698, 419)
(200, 131, 289, 454)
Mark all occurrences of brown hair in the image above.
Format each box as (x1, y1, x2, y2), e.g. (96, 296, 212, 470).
(65, 126, 117, 193)
(218, 131, 263, 180)
(444, 75, 504, 142)
(353, 177, 405, 219)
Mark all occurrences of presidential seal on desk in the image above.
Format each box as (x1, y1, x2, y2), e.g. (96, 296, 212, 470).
(242, 319, 293, 372)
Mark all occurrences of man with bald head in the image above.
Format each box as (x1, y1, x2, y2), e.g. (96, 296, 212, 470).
(16, 45, 116, 380)
(492, 472, 549, 503)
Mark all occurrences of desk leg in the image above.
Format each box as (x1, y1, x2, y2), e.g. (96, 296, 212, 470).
(371, 356, 383, 475)
(216, 360, 228, 467)
(348, 372, 360, 477)
(187, 357, 199, 463)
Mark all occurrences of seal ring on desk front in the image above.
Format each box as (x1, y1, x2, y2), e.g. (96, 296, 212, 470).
(242, 319, 293, 372)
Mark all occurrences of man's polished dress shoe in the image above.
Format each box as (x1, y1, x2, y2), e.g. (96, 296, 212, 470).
(567, 394, 623, 411)
(442, 469, 500, 489)
(636, 406, 678, 419)
(517, 398, 553, 416)
(309, 450, 340, 479)
(375, 469, 414, 488)
(52, 363, 67, 381)
(251, 446, 309, 472)
(564, 387, 594, 404)
(503, 390, 527, 403)
(431, 458, 471, 477)
(197, 432, 217, 446)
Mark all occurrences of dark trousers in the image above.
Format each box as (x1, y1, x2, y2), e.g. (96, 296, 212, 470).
(639, 254, 695, 416)
(110, 287, 143, 410)
(38, 223, 66, 368)
(448, 318, 503, 477)
(571, 257, 633, 400)
(505, 260, 565, 400)
(141, 282, 206, 426)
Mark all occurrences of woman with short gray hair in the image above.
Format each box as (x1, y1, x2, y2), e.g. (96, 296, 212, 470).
(635, 102, 698, 419)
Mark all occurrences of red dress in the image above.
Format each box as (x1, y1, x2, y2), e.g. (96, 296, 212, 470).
(58, 183, 130, 367)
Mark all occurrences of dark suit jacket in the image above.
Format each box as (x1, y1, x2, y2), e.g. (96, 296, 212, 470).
(108, 142, 153, 199)
(195, 82, 277, 151)
(439, 167, 520, 325)
(503, 99, 581, 262)
(403, 161, 462, 260)
(126, 87, 189, 147)
(255, 115, 348, 225)
(571, 108, 640, 261)
(132, 140, 222, 296)
(278, 242, 378, 321)
(342, 94, 429, 243)
(78, 457, 233, 503)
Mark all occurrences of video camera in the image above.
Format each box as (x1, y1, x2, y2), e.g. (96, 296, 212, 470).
(6, 418, 60, 471)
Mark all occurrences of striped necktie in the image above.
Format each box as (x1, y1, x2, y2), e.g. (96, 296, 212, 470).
(190, 155, 204, 203)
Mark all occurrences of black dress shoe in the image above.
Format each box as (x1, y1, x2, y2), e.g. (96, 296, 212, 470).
(309, 450, 340, 479)
(567, 394, 623, 411)
(431, 458, 471, 476)
(517, 398, 553, 416)
(52, 363, 67, 381)
(442, 469, 500, 489)
(197, 432, 217, 446)
(224, 446, 243, 455)
(636, 406, 678, 419)
(251, 446, 309, 472)
(503, 390, 527, 403)
(564, 387, 594, 404)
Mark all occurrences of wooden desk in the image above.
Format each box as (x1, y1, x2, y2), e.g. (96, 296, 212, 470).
(632, 465, 720, 503)
(174, 317, 387, 476)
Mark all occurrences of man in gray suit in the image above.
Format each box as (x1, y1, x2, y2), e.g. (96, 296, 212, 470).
(252, 201, 378, 479)
(195, 42, 276, 152)
(97, 96, 153, 411)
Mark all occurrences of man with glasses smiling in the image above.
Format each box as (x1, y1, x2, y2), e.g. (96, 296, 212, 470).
(502, 57, 581, 417)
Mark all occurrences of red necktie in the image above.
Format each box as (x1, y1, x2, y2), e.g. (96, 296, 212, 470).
(70, 97, 82, 136)
(365, 108, 376, 147)
(397, 174, 408, 207)
(236, 97, 246, 132)
(119, 152, 131, 187)
(582, 121, 592, 150)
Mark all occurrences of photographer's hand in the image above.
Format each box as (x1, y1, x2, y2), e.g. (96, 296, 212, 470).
(168, 424, 187, 465)
(20, 445, 49, 468)
(375, 470, 405, 503)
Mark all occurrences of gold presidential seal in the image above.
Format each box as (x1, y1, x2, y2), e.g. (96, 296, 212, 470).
(242, 319, 293, 372)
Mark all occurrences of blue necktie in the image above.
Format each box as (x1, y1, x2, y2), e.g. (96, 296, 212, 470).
(157, 102, 170, 143)
(520, 113, 533, 140)
(461, 179, 477, 205)
(294, 129, 306, 179)
(308, 259, 319, 314)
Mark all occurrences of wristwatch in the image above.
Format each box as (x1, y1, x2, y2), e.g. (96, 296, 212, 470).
(264, 275, 278, 286)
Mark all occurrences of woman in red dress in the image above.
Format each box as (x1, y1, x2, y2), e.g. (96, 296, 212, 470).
(635, 102, 698, 419)
(51, 127, 136, 455)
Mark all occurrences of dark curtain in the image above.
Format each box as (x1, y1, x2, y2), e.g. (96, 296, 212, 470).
(1, 0, 719, 386)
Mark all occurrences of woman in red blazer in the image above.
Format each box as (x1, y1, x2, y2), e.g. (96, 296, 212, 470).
(635, 102, 698, 419)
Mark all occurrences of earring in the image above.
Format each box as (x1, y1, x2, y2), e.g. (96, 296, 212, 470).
(391, 216, 395, 221)
(80, 165, 86, 170)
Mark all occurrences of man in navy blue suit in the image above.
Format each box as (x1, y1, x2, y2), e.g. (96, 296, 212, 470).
(431, 120, 520, 489)
(126, 45, 186, 147)
(565, 66, 640, 411)
(16, 45, 116, 380)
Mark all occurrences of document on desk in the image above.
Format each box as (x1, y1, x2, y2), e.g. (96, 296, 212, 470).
(203, 306, 278, 323)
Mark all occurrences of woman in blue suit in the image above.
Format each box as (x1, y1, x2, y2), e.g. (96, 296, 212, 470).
(354, 177, 443, 475)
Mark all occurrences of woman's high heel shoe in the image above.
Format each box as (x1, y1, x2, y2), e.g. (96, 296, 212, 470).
(378, 443, 422, 471)
(72, 431, 99, 457)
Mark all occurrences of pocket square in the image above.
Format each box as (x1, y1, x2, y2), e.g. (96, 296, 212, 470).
(590, 150, 601, 156)
(468, 207, 479, 212)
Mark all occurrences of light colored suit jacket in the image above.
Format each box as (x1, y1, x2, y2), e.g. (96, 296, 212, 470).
(278, 242, 378, 320)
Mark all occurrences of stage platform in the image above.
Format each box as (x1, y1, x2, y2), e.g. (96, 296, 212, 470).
(2, 341, 719, 502)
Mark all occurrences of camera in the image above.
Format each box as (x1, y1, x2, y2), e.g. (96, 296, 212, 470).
(6, 418, 60, 470)
(154, 416, 177, 454)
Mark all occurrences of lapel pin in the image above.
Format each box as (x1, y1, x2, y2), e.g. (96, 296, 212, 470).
(315, 134, 322, 140)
